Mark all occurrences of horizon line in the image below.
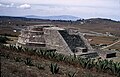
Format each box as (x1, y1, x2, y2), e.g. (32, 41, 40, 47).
(0, 15, 120, 22)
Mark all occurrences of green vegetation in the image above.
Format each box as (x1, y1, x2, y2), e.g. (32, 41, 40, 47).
(79, 58, 95, 69)
(17, 46, 23, 51)
(0, 44, 120, 77)
(50, 63, 59, 74)
(24, 58, 33, 66)
(35, 63, 45, 70)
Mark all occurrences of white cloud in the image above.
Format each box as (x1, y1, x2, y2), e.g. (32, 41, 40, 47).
(6, 3, 14, 7)
(0, 3, 31, 9)
(0, 3, 14, 7)
(0, 0, 119, 20)
(18, 4, 31, 9)
(0, 0, 119, 6)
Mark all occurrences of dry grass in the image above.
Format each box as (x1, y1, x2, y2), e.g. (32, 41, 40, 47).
(85, 35, 118, 45)
(107, 42, 120, 50)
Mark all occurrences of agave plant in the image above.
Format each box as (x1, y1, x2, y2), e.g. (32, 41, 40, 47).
(47, 51, 57, 59)
(24, 58, 33, 66)
(95, 59, 109, 72)
(29, 48, 38, 55)
(33, 49, 37, 53)
(56, 54, 66, 61)
(9, 45, 17, 51)
(40, 50, 47, 56)
(17, 46, 23, 51)
(49, 63, 59, 74)
(79, 58, 87, 68)
(3, 44, 120, 76)
(109, 62, 120, 76)
(23, 47, 29, 52)
(85, 59, 95, 69)
(35, 63, 45, 70)
(9, 44, 14, 50)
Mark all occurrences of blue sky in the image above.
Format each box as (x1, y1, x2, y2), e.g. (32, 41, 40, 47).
(0, 0, 120, 20)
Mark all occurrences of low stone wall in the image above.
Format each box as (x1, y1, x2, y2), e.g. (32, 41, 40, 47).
(78, 33, 93, 51)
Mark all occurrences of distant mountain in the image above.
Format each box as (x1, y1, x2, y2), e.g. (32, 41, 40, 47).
(25, 15, 79, 21)
(77, 18, 120, 24)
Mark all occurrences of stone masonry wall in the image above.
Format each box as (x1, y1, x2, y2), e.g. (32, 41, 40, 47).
(44, 29, 73, 55)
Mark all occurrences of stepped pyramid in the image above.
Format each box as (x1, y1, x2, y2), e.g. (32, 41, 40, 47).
(17, 25, 97, 56)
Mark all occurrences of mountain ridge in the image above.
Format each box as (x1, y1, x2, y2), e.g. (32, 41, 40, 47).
(25, 15, 79, 21)
(0, 15, 119, 22)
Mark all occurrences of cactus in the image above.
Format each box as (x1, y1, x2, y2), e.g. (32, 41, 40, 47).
(50, 63, 59, 74)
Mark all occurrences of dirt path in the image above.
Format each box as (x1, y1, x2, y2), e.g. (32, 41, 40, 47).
(101, 39, 120, 49)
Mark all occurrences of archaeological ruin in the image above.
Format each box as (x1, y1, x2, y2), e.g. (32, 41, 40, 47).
(17, 25, 97, 56)
(98, 50, 116, 59)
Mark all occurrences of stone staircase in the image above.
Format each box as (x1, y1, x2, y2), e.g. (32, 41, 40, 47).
(59, 30, 86, 52)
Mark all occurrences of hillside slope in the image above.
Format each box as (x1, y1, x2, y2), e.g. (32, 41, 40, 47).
(0, 45, 118, 77)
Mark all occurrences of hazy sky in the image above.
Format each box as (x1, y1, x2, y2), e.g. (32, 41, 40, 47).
(0, 0, 120, 20)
